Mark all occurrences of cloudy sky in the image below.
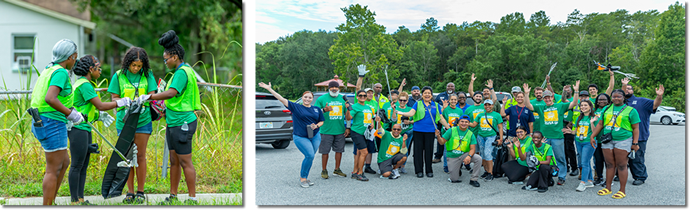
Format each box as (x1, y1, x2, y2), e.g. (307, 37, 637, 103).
(255, 0, 679, 44)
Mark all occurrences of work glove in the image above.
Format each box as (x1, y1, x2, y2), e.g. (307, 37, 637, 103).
(98, 111, 115, 127)
(66, 109, 84, 125)
(88, 143, 100, 154)
(138, 94, 151, 102)
(357, 64, 369, 77)
(116, 97, 132, 107)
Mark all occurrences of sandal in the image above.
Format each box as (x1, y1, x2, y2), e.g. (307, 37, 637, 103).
(122, 193, 135, 204)
(612, 191, 626, 199)
(597, 188, 612, 196)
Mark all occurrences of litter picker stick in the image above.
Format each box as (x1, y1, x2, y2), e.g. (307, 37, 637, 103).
(541, 62, 558, 88)
(85, 121, 130, 164)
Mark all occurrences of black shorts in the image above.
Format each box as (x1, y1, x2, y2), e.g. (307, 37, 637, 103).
(350, 131, 367, 152)
(166, 120, 197, 155)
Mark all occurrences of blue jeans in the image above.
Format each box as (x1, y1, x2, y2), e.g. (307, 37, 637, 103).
(575, 141, 595, 182)
(477, 135, 497, 161)
(628, 141, 648, 181)
(31, 116, 68, 152)
(546, 138, 566, 180)
(116, 122, 153, 135)
(293, 134, 321, 179)
(403, 130, 414, 166)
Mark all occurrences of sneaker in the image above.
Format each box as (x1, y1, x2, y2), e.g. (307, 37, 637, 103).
(464, 164, 472, 170)
(416, 173, 424, 178)
(184, 199, 199, 205)
(400, 167, 408, 174)
(157, 194, 178, 205)
(321, 169, 329, 179)
(426, 173, 433, 178)
(432, 158, 441, 163)
(585, 181, 595, 188)
(364, 167, 376, 174)
(576, 182, 587, 192)
(481, 172, 489, 178)
(484, 174, 494, 182)
(378, 169, 381, 174)
(512, 181, 524, 185)
(557, 178, 565, 185)
(357, 174, 369, 181)
(538, 187, 548, 193)
(351, 173, 357, 179)
(300, 180, 310, 188)
(79, 200, 96, 205)
(594, 178, 605, 186)
(306, 180, 314, 186)
(613, 176, 619, 181)
(632, 180, 645, 185)
(569, 168, 579, 176)
(392, 169, 400, 177)
(448, 178, 461, 183)
(333, 169, 347, 177)
(443, 166, 449, 174)
(122, 193, 135, 204)
(469, 180, 480, 187)
(379, 175, 387, 179)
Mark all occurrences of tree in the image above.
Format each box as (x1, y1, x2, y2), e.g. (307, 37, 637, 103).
(328, 4, 402, 90)
(392, 26, 413, 47)
(496, 12, 526, 35)
(398, 37, 439, 88)
(421, 17, 440, 33)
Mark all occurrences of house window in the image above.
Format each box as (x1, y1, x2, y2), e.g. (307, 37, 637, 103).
(12, 34, 36, 73)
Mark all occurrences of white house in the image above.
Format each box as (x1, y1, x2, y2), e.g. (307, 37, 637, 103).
(0, 0, 95, 96)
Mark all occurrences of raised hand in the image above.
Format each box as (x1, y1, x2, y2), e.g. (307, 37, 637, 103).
(403, 134, 408, 142)
(622, 77, 630, 87)
(502, 96, 508, 105)
(357, 64, 369, 77)
(656, 84, 665, 96)
(471, 73, 477, 81)
(258, 82, 271, 90)
(401, 78, 407, 87)
(546, 75, 550, 82)
(485, 79, 493, 89)
(574, 80, 580, 92)
(523, 83, 531, 94)
(442, 99, 449, 108)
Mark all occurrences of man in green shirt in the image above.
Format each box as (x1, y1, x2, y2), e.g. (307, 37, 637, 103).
(436, 115, 482, 187)
(314, 81, 352, 179)
(524, 81, 581, 185)
(374, 122, 407, 179)
(530, 87, 546, 133)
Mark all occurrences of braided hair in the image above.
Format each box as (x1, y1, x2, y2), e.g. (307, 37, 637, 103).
(120, 46, 151, 77)
(611, 89, 627, 105)
(594, 93, 611, 110)
(73, 55, 99, 76)
(158, 30, 185, 61)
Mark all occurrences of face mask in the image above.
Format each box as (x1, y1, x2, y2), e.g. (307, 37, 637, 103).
(329, 90, 340, 97)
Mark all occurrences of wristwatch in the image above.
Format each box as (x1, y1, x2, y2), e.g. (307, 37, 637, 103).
(632, 142, 639, 145)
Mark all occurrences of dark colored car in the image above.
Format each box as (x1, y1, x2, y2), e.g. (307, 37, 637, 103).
(256, 92, 293, 149)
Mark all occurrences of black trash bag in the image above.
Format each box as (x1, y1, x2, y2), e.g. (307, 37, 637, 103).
(101, 100, 143, 199)
(492, 142, 510, 178)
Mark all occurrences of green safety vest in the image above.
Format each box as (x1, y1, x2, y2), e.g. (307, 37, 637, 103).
(412, 101, 442, 125)
(30, 64, 73, 112)
(72, 77, 98, 123)
(603, 105, 634, 132)
(165, 64, 201, 112)
(532, 144, 556, 169)
(447, 127, 474, 152)
(116, 70, 149, 111)
(513, 136, 534, 159)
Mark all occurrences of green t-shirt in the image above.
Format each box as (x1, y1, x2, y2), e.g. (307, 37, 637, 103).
(377, 130, 404, 163)
(472, 111, 503, 137)
(397, 105, 414, 133)
(73, 77, 99, 131)
(441, 127, 476, 158)
(314, 94, 346, 135)
(465, 104, 485, 137)
(166, 69, 197, 127)
(349, 103, 374, 135)
(589, 97, 597, 106)
(443, 105, 465, 127)
(575, 115, 592, 143)
(107, 70, 157, 129)
(601, 105, 641, 141)
(41, 68, 72, 122)
(533, 102, 570, 139)
(530, 99, 545, 133)
(513, 136, 534, 167)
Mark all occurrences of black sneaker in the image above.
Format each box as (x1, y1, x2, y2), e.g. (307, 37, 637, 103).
(557, 178, 565, 185)
(416, 173, 424, 178)
(426, 173, 433, 178)
(158, 194, 178, 205)
(632, 179, 645, 185)
(443, 166, 449, 174)
(569, 168, 579, 176)
(357, 174, 369, 181)
(122, 193, 135, 204)
(465, 164, 472, 170)
(537, 187, 548, 193)
(364, 167, 377, 174)
(613, 176, 620, 181)
(469, 180, 480, 187)
(481, 172, 489, 178)
(484, 174, 494, 182)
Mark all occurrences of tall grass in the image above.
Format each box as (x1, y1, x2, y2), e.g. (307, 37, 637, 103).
(0, 39, 242, 201)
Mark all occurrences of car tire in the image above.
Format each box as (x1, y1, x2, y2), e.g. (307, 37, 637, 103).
(661, 116, 672, 125)
(272, 140, 291, 149)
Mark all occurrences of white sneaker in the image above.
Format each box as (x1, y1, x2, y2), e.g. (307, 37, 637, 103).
(585, 181, 594, 188)
(377, 169, 381, 174)
(576, 182, 587, 192)
(379, 175, 387, 179)
(392, 169, 400, 177)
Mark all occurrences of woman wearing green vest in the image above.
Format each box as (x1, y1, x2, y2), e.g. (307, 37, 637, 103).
(574, 100, 597, 192)
(590, 89, 641, 199)
(29, 39, 83, 205)
(107, 46, 157, 204)
(502, 126, 533, 185)
(69, 55, 130, 205)
(522, 131, 556, 193)
(145, 30, 202, 204)
(436, 115, 482, 187)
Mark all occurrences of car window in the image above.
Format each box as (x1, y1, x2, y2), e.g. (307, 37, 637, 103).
(257, 99, 285, 109)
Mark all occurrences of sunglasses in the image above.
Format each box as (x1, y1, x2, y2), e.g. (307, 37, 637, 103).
(392, 128, 402, 131)
(357, 95, 367, 97)
(399, 99, 407, 102)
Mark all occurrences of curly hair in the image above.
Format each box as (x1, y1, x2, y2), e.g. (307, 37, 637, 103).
(120, 46, 151, 77)
(158, 30, 185, 61)
(611, 89, 627, 104)
(73, 55, 99, 77)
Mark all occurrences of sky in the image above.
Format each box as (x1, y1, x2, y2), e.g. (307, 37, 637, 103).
(255, 0, 680, 44)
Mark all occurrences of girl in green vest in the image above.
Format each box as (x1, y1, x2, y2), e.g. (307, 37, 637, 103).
(68, 55, 130, 205)
(502, 126, 533, 185)
(107, 46, 157, 204)
(143, 30, 202, 204)
(590, 89, 641, 199)
(523, 131, 555, 193)
(29, 39, 83, 205)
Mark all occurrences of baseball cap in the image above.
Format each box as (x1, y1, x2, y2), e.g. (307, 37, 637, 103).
(483, 99, 494, 105)
(543, 90, 553, 97)
(391, 90, 399, 95)
(511, 86, 522, 93)
(459, 115, 471, 121)
(328, 81, 340, 88)
(411, 86, 420, 91)
(364, 88, 373, 92)
(579, 90, 589, 96)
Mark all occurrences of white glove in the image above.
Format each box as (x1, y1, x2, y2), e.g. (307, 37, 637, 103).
(66, 121, 74, 131)
(116, 97, 132, 107)
(98, 111, 115, 127)
(138, 94, 151, 102)
(66, 109, 84, 125)
(357, 64, 369, 77)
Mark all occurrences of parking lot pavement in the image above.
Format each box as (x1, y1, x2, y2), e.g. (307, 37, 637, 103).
(256, 124, 685, 205)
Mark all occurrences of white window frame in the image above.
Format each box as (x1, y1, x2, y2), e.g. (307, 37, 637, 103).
(12, 34, 37, 74)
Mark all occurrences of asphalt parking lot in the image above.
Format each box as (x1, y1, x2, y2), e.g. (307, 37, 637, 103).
(256, 124, 685, 205)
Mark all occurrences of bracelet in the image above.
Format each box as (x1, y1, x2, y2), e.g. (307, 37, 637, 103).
(632, 142, 638, 145)
(490, 88, 494, 90)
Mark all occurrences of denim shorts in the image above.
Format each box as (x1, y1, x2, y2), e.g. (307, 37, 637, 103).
(31, 115, 68, 152)
(116, 122, 153, 136)
(476, 135, 497, 161)
(601, 137, 632, 152)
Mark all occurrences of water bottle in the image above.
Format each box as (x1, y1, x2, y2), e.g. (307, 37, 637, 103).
(181, 121, 189, 131)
